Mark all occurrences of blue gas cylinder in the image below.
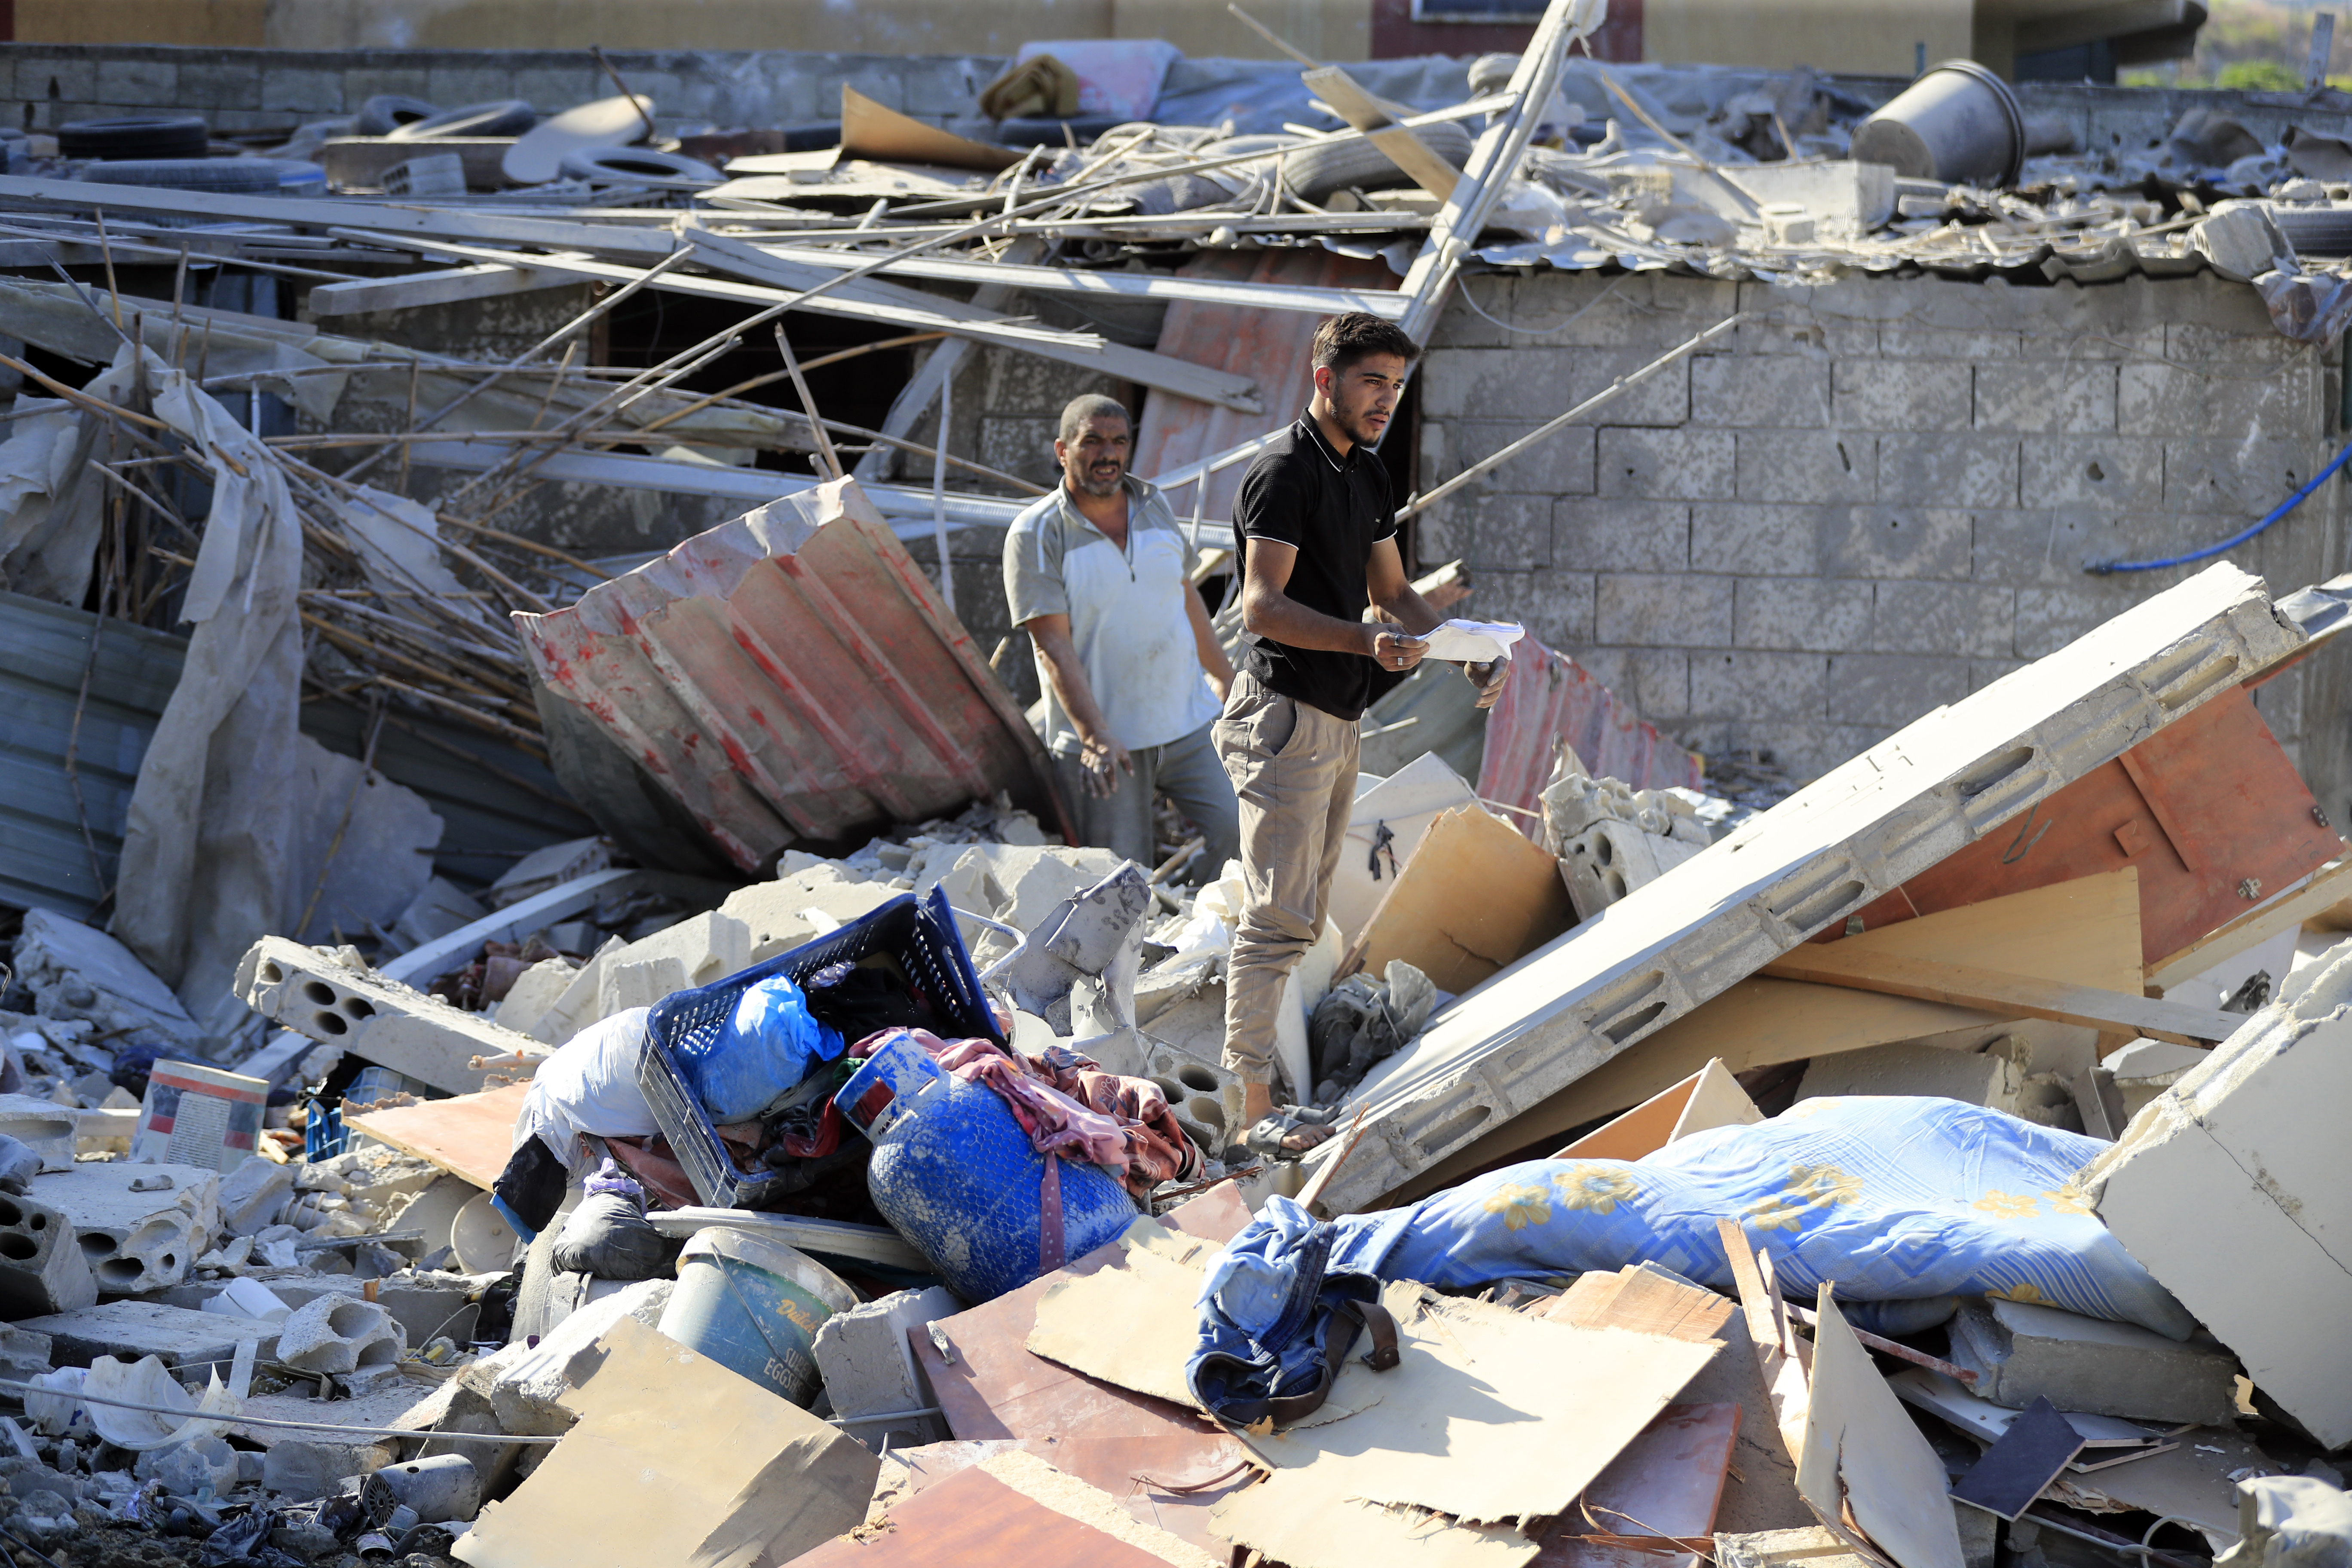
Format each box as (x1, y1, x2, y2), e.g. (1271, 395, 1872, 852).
(836, 1032, 1136, 1302)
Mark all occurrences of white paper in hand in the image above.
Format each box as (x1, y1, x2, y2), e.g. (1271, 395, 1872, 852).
(1418, 618, 1525, 664)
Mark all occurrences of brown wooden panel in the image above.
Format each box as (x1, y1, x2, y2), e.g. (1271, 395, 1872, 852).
(1842, 684, 2344, 965)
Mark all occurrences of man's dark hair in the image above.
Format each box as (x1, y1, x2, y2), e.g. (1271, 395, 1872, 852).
(1057, 393, 1131, 446)
(1310, 312, 1421, 374)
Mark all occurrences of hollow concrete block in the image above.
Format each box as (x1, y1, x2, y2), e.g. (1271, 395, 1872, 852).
(30, 1162, 220, 1294)
(235, 937, 546, 1095)
(810, 1286, 960, 1452)
(0, 1192, 96, 1319)
(276, 1295, 404, 1376)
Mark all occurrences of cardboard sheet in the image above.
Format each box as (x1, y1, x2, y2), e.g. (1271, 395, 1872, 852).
(1213, 1477, 1541, 1568)
(842, 85, 1023, 173)
(1244, 1284, 1717, 1526)
(455, 1316, 877, 1568)
(1348, 805, 1576, 993)
(1531, 1402, 1740, 1568)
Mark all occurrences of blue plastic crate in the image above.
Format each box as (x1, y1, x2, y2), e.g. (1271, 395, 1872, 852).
(637, 886, 1003, 1210)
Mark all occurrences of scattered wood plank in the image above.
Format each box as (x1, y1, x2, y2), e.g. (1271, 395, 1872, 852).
(1758, 946, 2240, 1047)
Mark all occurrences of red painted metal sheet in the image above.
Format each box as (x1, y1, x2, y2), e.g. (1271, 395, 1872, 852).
(1134, 250, 1400, 517)
(882, 1436, 1252, 1556)
(1839, 682, 2345, 966)
(515, 478, 1067, 872)
(793, 1463, 1173, 1568)
(1478, 638, 1705, 832)
(915, 1183, 1252, 1445)
(1531, 1402, 1739, 1568)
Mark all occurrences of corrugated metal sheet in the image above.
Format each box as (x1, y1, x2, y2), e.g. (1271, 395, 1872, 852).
(0, 588, 186, 919)
(1134, 250, 1400, 518)
(1476, 639, 1704, 830)
(516, 478, 1066, 873)
(0, 590, 598, 920)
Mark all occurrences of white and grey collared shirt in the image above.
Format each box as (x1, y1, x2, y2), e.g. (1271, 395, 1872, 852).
(1002, 472, 1222, 759)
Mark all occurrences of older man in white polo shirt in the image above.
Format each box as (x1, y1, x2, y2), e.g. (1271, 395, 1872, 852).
(1004, 393, 1240, 874)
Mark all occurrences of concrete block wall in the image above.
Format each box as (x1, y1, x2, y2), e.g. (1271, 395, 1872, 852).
(1415, 270, 2349, 804)
(0, 42, 1005, 135)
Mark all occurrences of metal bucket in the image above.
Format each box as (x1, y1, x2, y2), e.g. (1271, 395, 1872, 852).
(655, 1227, 858, 1406)
(1850, 60, 2024, 185)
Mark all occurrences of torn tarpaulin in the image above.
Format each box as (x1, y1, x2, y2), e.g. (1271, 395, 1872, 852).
(2257, 268, 2352, 345)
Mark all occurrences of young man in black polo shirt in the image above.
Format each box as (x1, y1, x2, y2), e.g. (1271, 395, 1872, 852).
(1216, 313, 1508, 1156)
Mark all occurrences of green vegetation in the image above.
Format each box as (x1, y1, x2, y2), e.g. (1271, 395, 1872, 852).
(2118, 0, 2343, 89)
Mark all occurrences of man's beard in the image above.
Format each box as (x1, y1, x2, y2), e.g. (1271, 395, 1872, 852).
(1072, 462, 1125, 497)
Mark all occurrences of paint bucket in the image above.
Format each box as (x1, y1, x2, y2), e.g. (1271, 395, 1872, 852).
(656, 1227, 858, 1406)
(1850, 60, 2024, 185)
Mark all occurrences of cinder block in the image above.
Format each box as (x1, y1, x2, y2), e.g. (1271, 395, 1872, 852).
(1822, 506, 1974, 580)
(1971, 509, 2194, 586)
(1574, 647, 1693, 720)
(493, 1277, 671, 1436)
(1945, 1296, 2239, 1425)
(19, 1300, 278, 1368)
(1687, 651, 1829, 721)
(29, 1163, 219, 1294)
(1421, 347, 1686, 427)
(1432, 420, 1594, 496)
(1825, 653, 1972, 727)
(1871, 582, 2016, 658)
(2018, 435, 2164, 510)
(2084, 953, 2352, 1446)
(2162, 438, 2313, 513)
(1552, 499, 1688, 573)
(1880, 325, 2023, 361)
(277, 1295, 404, 1376)
(259, 67, 342, 113)
(1735, 429, 1873, 504)
(1495, 570, 1598, 649)
(1597, 426, 1735, 501)
(0, 1193, 95, 1318)
(1976, 363, 2117, 434)
(236, 937, 548, 1095)
(263, 1438, 395, 1501)
(2014, 584, 2160, 659)
(94, 58, 175, 107)
(423, 66, 518, 108)
(810, 1286, 961, 1452)
(1732, 578, 1871, 652)
(1967, 658, 2027, 692)
(1689, 355, 1829, 428)
(1430, 493, 1552, 571)
(1595, 573, 1735, 648)
(1833, 359, 1972, 432)
(340, 67, 432, 104)
(176, 60, 263, 110)
(1878, 432, 2017, 509)
(15, 57, 95, 106)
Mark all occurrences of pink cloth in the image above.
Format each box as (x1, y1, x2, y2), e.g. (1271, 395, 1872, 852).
(855, 1029, 1203, 1198)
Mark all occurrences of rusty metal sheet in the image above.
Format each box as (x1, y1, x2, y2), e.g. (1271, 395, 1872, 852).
(1479, 638, 1705, 830)
(794, 1462, 1173, 1568)
(916, 1183, 1251, 1444)
(881, 1436, 1251, 1556)
(514, 478, 1066, 872)
(1135, 251, 1400, 519)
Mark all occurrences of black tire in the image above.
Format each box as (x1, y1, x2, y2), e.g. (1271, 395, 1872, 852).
(355, 94, 439, 137)
(557, 146, 722, 185)
(1281, 118, 1475, 199)
(75, 157, 286, 194)
(58, 115, 208, 161)
(386, 99, 537, 141)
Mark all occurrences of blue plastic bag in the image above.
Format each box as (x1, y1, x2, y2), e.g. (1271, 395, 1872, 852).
(679, 975, 846, 1124)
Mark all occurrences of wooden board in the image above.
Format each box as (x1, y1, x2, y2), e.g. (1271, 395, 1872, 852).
(1756, 949, 2240, 1047)
(1845, 684, 2344, 967)
(343, 1081, 529, 1190)
(2149, 856, 2352, 987)
(1553, 1060, 1761, 1165)
(1532, 1403, 1740, 1568)
(796, 1462, 1171, 1568)
(1546, 1266, 1736, 1345)
(1400, 871, 2143, 1200)
(1347, 804, 1577, 993)
(1798, 1285, 1966, 1568)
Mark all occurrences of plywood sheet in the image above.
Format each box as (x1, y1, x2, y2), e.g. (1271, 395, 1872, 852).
(346, 1081, 529, 1190)
(1244, 1284, 1717, 1525)
(1351, 805, 1577, 993)
(1404, 870, 2143, 1198)
(1543, 1265, 1735, 1344)
(1797, 1289, 1965, 1568)
(1553, 1060, 1761, 1164)
(1531, 1402, 1740, 1568)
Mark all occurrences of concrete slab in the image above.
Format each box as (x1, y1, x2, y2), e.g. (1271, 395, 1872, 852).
(31, 1161, 220, 1293)
(2085, 946, 2352, 1448)
(236, 937, 549, 1094)
(1946, 1297, 2239, 1425)
(1316, 564, 2298, 1213)
(12, 908, 205, 1051)
(18, 1300, 278, 1368)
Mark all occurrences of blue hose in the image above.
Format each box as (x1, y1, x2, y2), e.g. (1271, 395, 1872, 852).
(2088, 433, 2352, 574)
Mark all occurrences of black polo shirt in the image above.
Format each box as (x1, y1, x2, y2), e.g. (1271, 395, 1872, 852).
(1232, 412, 1399, 722)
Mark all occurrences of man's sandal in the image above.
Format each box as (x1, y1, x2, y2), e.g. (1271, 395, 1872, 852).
(1243, 1103, 1340, 1162)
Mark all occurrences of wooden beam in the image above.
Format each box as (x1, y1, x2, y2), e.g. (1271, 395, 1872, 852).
(1302, 67, 1462, 202)
(1759, 945, 2241, 1047)
(306, 260, 578, 317)
(2147, 855, 2352, 989)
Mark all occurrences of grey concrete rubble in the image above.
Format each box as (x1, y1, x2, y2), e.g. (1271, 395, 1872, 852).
(810, 1286, 962, 1451)
(1945, 1295, 2241, 1427)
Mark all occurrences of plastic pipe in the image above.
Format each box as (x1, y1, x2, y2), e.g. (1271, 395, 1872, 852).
(2088, 432, 2352, 574)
